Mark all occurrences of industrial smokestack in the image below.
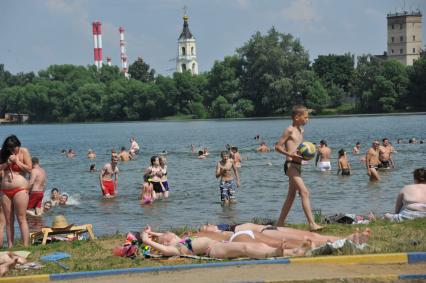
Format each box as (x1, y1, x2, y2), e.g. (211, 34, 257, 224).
(119, 26, 129, 78)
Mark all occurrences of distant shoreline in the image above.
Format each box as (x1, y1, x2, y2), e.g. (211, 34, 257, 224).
(1, 111, 425, 125)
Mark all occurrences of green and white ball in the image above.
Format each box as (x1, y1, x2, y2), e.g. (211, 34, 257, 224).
(298, 141, 316, 160)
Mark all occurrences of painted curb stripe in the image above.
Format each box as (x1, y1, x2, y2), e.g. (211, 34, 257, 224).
(49, 259, 290, 280)
(407, 252, 426, 264)
(0, 274, 50, 282)
(290, 253, 408, 264)
(400, 274, 426, 280)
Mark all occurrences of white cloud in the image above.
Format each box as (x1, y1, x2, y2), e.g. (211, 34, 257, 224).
(282, 0, 320, 23)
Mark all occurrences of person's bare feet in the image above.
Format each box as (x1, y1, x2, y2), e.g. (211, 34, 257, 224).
(292, 237, 315, 256)
(347, 228, 371, 244)
(309, 223, 324, 232)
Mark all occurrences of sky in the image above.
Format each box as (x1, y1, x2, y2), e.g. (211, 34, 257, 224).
(0, 0, 425, 75)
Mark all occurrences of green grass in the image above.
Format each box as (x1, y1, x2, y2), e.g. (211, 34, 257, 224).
(3, 218, 426, 277)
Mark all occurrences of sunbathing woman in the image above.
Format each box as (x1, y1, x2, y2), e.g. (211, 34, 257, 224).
(184, 229, 285, 249)
(141, 226, 312, 259)
(199, 223, 370, 248)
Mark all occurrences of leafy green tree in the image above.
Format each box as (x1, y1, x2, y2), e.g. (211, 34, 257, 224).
(155, 75, 179, 116)
(352, 56, 408, 112)
(235, 98, 254, 117)
(211, 96, 231, 118)
(293, 70, 329, 113)
(0, 64, 12, 90)
(206, 55, 241, 105)
(312, 54, 354, 91)
(128, 57, 155, 82)
(189, 102, 208, 119)
(237, 27, 310, 115)
(407, 57, 426, 110)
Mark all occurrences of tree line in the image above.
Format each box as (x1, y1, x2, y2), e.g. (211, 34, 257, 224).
(1, 27, 425, 122)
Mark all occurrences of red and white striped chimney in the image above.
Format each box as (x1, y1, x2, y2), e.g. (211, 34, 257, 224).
(92, 22, 99, 68)
(96, 21, 103, 68)
(107, 56, 112, 66)
(92, 22, 103, 69)
(119, 27, 129, 78)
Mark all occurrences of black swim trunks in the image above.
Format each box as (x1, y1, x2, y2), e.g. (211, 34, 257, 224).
(284, 160, 302, 176)
(378, 160, 390, 169)
(341, 169, 350, 176)
(152, 182, 164, 193)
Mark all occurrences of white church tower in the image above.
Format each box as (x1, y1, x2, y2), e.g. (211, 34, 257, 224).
(176, 8, 198, 75)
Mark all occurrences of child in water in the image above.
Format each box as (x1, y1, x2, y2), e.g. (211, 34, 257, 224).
(141, 173, 155, 205)
(337, 149, 351, 176)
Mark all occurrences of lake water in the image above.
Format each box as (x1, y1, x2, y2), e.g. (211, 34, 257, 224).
(0, 115, 425, 236)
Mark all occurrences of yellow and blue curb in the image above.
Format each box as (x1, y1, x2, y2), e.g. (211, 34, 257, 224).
(1, 252, 425, 282)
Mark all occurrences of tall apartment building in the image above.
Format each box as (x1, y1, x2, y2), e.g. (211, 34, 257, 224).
(387, 10, 422, 66)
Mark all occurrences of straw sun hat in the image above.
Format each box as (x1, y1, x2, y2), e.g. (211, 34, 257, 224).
(50, 215, 74, 231)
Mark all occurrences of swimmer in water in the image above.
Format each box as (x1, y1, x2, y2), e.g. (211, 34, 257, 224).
(87, 149, 96, 159)
(141, 173, 155, 205)
(119, 146, 132, 162)
(366, 140, 381, 181)
(100, 154, 119, 198)
(198, 150, 206, 159)
(315, 140, 331, 172)
(337, 149, 351, 176)
(378, 138, 394, 169)
(257, 142, 270, 153)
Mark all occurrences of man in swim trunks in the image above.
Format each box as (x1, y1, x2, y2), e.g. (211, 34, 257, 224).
(378, 138, 394, 169)
(27, 157, 46, 216)
(215, 151, 240, 205)
(315, 140, 331, 171)
(100, 154, 119, 197)
(366, 140, 381, 181)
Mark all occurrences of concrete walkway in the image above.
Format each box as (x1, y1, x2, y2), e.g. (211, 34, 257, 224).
(49, 262, 426, 283)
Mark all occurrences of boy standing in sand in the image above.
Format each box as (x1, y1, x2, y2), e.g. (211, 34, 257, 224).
(274, 105, 323, 231)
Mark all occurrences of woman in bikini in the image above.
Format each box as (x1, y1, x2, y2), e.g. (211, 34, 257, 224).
(198, 223, 370, 248)
(141, 225, 311, 259)
(146, 156, 165, 200)
(159, 156, 169, 199)
(0, 135, 32, 247)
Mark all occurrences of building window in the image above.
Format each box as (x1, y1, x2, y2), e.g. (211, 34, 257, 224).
(413, 48, 416, 53)
(400, 36, 403, 42)
(391, 36, 394, 42)
(391, 24, 394, 29)
(192, 63, 196, 74)
(400, 23, 403, 29)
(191, 47, 194, 55)
(413, 35, 416, 41)
(391, 49, 394, 54)
(181, 64, 186, 71)
(400, 49, 403, 54)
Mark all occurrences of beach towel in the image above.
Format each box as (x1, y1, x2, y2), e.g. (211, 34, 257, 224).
(40, 252, 70, 269)
(306, 239, 368, 256)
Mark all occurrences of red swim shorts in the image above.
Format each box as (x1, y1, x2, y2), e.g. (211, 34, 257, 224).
(102, 180, 115, 196)
(27, 191, 44, 209)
